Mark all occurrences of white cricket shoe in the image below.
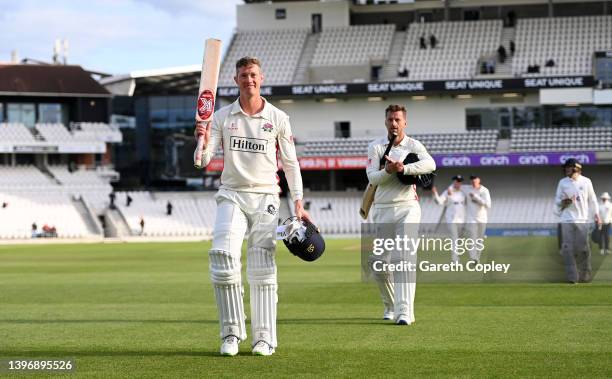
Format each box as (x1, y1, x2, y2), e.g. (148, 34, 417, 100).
(601, 249, 606, 256)
(220, 335, 239, 356)
(252, 341, 275, 356)
(383, 308, 395, 320)
(396, 315, 411, 325)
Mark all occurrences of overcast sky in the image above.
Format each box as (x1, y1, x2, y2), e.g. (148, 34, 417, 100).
(0, 0, 242, 75)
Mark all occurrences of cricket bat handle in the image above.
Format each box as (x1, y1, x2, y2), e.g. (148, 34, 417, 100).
(194, 135, 205, 169)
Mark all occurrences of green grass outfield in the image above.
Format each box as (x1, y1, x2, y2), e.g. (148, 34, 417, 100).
(0, 239, 611, 378)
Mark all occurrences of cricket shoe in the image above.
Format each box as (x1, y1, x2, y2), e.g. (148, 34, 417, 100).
(396, 315, 411, 325)
(383, 308, 395, 320)
(220, 335, 239, 356)
(252, 341, 275, 356)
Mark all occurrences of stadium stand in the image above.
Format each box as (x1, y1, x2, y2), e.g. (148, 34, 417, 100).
(114, 191, 216, 237)
(0, 165, 57, 190)
(3, 122, 121, 145)
(218, 28, 309, 86)
(0, 123, 36, 143)
(510, 127, 612, 152)
(71, 122, 122, 143)
(399, 20, 502, 80)
(310, 24, 395, 67)
(513, 15, 612, 77)
(35, 123, 74, 143)
(0, 192, 94, 239)
(301, 130, 498, 156)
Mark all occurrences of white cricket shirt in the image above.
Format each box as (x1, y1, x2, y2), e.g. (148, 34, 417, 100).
(366, 134, 436, 208)
(463, 184, 491, 223)
(200, 98, 303, 201)
(554, 174, 599, 223)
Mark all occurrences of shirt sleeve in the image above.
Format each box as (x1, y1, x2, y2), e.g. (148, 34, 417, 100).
(198, 115, 223, 167)
(403, 140, 436, 175)
(366, 142, 393, 186)
(433, 189, 448, 205)
(587, 179, 599, 218)
(277, 116, 303, 202)
(472, 188, 491, 209)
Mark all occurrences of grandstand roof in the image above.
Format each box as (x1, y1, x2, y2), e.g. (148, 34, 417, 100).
(100, 65, 201, 96)
(0, 64, 111, 97)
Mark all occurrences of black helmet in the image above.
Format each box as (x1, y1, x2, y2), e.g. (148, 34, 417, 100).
(280, 218, 325, 262)
(562, 158, 582, 169)
(396, 153, 436, 189)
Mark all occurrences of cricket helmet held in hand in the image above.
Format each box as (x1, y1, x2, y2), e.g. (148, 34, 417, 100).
(397, 153, 436, 189)
(281, 217, 325, 262)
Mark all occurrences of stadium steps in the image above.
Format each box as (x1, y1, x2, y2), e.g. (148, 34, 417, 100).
(293, 32, 320, 84)
(104, 207, 132, 237)
(496, 139, 510, 153)
(72, 196, 103, 236)
(28, 127, 46, 141)
(381, 31, 407, 81)
(38, 165, 62, 185)
(495, 27, 515, 76)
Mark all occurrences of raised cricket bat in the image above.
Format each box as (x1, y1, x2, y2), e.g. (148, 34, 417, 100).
(193, 38, 222, 169)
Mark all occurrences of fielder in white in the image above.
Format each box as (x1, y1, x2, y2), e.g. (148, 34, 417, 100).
(366, 104, 435, 325)
(195, 57, 310, 356)
(432, 176, 466, 263)
(464, 175, 491, 263)
(597, 192, 611, 255)
(554, 158, 600, 283)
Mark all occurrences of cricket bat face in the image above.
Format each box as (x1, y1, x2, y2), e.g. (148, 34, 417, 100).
(194, 38, 222, 169)
(195, 38, 222, 123)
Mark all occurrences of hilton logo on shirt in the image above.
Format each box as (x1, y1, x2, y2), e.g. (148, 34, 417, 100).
(230, 136, 267, 154)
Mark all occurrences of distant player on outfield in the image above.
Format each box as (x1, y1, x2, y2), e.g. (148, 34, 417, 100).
(194, 56, 310, 356)
(554, 158, 601, 283)
(432, 175, 466, 263)
(464, 175, 491, 263)
(366, 104, 435, 325)
(598, 192, 611, 255)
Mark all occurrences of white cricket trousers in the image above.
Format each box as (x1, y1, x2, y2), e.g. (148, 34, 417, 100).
(208, 189, 280, 347)
(466, 222, 487, 261)
(371, 202, 421, 324)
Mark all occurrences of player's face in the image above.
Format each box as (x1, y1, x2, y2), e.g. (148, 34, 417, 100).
(385, 111, 407, 139)
(453, 180, 462, 190)
(235, 64, 264, 97)
(471, 177, 480, 187)
(564, 166, 574, 177)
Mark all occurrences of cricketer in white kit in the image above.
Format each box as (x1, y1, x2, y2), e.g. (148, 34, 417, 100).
(195, 57, 309, 356)
(432, 175, 466, 263)
(464, 174, 491, 263)
(366, 104, 436, 325)
(554, 158, 600, 283)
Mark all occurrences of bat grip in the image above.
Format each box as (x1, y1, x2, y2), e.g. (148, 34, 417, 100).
(194, 135, 205, 169)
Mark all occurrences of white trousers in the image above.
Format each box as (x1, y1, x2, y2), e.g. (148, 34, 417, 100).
(371, 203, 421, 324)
(208, 189, 280, 347)
(466, 222, 486, 261)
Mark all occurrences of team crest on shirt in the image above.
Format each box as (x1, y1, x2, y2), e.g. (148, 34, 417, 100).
(262, 122, 274, 133)
(228, 122, 238, 131)
(266, 204, 277, 215)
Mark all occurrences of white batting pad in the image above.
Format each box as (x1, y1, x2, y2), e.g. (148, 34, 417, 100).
(247, 247, 278, 347)
(209, 249, 247, 341)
